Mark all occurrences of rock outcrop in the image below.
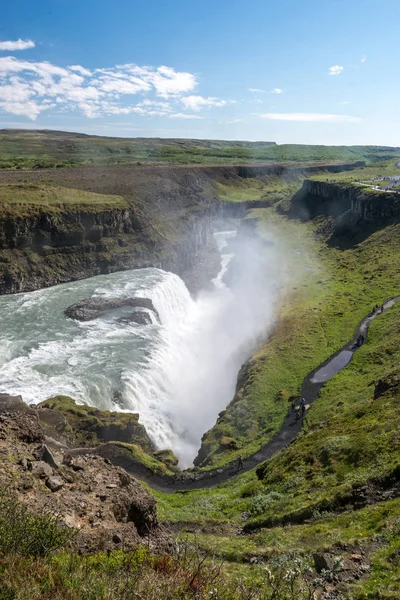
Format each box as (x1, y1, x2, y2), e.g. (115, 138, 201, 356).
(38, 395, 154, 452)
(0, 395, 171, 554)
(65, 296, 159, 322)
(288, 180, 400, 246)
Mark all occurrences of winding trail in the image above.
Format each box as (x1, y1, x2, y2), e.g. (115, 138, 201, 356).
(72, 296, 400, 494)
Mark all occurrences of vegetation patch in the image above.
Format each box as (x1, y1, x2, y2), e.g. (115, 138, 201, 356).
(0, 182, 127, 217)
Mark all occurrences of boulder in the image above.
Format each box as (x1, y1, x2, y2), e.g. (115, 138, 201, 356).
(38, 444, 62, 469)
(374, 372, 400, 399)
(29, 460, 53, 479)
(0, 393, 28, 413)
(117, 310, 153, 326)
(64, 296, 160, 323)
(313, 553, 336, 573)
(46, 476, 65, 492)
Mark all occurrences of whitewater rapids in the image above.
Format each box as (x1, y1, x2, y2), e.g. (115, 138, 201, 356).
(0, 230, 280, 466)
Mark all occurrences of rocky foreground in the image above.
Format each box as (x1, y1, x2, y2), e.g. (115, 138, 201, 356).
(0, 393, 172, 555)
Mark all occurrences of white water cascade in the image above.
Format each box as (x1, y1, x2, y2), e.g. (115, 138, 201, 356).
(0, 229, 281, 466)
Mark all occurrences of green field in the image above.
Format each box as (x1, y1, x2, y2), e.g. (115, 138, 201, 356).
(0, 182, 127, 217)
(1, 129, 400, 168)
(309, 159, 400, 183)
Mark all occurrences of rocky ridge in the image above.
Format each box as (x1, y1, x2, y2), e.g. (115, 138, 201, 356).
(0, 393, 172, 554)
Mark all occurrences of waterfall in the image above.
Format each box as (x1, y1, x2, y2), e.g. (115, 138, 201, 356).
(0, 228, 282, 468)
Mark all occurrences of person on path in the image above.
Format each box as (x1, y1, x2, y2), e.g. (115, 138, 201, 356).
(300, 397, 306, 417)
(236, 455, 244, 472)
(380, 304, 384, 313)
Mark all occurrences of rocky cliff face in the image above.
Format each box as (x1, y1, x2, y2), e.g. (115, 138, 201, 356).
(288, 180, 400, 245)
(0, 393, 171, 554)
(0, 165, 220, 294)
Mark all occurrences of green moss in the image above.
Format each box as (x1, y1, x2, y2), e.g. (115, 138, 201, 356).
(0, 183, 127, 217)
(108, 442, 176, 476)
(153, 449, 180, 469)
(38, 395, 154, 452)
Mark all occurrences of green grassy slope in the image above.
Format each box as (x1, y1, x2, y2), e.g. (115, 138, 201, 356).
(0, 182, 127, 217)
(196, 209, 400, 468)
(1, 129, 400, 168)
(156, 296, 400, 598)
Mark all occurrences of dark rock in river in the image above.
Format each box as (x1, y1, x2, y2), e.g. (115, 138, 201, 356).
(117, 310, 153, 326)
(64, 296, 160, 323)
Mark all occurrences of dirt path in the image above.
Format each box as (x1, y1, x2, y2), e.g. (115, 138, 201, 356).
(72, 296, 400, 494)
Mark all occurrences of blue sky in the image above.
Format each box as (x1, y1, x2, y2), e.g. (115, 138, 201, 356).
(0, 0, 399, 145)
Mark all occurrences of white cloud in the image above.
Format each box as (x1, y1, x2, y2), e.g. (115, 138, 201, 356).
(361, 55, 367, 63)
(169, 112, 203, 119)
(248, 87, 265, 93)
(329, 65, 344, 76)
(181, 95, 226, 111)
(0, 56, 200, 120)
(226, 118, 243, 123)
(69, 65, 92, 76)
(271, 88, 283, 94)
(0, 39, 35, 51)
(257, 112, 361, 123)
(339, 100, 350, 105)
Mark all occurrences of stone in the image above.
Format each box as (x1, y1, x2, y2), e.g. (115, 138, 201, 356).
(119, 472, 131, 487)
(349, 554, 363, 562)
(106, 483, 118, 489)
(19, 457, 28, 470)
(113, 533, 123, 544)
(29, 460, 53, 479)
(65, 296, 160, 323)
(117, 311, 153, 326)
(313, 553, 335, 574)
(40, 444, 61, 469)
(0, 393, 27, 413)
(46, 476, 64, 492)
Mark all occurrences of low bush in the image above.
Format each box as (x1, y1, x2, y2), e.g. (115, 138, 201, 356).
(0, 489, 74, 557)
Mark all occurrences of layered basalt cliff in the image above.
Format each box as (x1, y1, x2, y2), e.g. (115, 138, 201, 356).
(0, 165, 221, 294)
(0, 162, 367, 294)
(288, 180, 400, 245)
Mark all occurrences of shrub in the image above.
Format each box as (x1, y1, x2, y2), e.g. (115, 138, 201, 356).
(0, 489, 74, 557)
(250, 491, 286, 516)
(240, 480, 263, 498)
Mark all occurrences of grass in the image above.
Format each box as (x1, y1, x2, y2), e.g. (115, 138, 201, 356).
(196, 206, 400, 468)
(1, 129, 400, 168)
(309, 159, 400, 184)
(155, 293, 400, 597)
(0, 182, 127, 217)
(214, 174, 304, 204)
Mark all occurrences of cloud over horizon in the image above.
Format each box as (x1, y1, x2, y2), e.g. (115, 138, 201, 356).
(257, 112, 361, 123)
(0, 56, 230, 120)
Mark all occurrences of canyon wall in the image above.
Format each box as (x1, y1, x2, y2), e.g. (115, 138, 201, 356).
(289, 179, 400, 245)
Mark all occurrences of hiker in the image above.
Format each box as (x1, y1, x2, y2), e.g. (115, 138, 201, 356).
(300, 397, 306, 416)
(236, 455, 244, 472)
(294, 410, 301, 422)
(380, 304, 384, 313)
